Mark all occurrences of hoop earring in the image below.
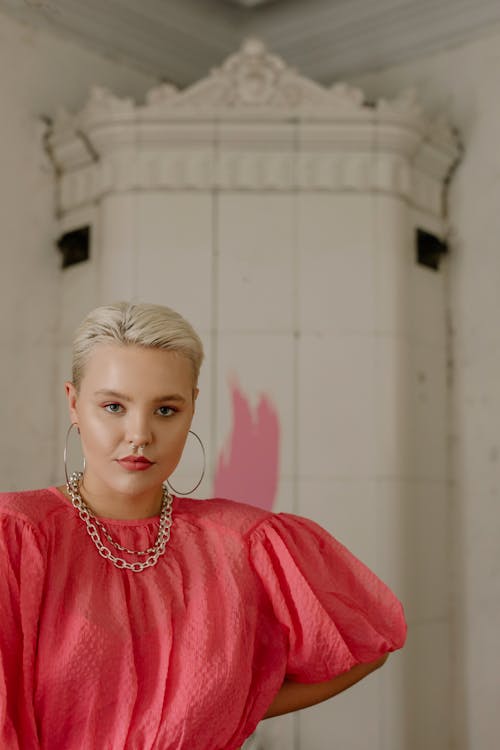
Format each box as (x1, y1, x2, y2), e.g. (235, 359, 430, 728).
(166, 430, 206, 496)
(64, 422, 86, 487)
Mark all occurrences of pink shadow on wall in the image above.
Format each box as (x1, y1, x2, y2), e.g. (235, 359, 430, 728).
(214, 379, 280, 511)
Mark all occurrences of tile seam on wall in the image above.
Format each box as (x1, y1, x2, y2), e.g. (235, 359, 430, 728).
(210, 186, 220, 489)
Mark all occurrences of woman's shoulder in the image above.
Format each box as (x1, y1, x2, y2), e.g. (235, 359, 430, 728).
(173, 495, 274, 538)
(0, 486, 66, 528)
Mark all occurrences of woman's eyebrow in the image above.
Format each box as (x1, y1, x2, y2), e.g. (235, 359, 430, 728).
(93, 389, 187, 403)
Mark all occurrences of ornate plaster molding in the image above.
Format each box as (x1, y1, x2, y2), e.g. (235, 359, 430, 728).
(49, 38, 461, 217)
(144, 38, 368, 115)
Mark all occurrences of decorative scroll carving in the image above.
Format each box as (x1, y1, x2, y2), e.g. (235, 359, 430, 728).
(329, 82, 365, 109)
(207, 38, 291, 106)
(427, 113, 461, 150)
(80, 86, 135, 123)
(138, 39, 367, 114)
(376, 88, 424, 121)
(48, 38, 461, 218)
(145, 83, 180, 107)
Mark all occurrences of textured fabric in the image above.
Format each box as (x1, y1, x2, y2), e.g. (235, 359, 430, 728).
(0, 487, 407, 750)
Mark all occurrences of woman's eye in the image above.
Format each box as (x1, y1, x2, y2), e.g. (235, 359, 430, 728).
(103, 404, 175, 416)
(157, 406, 176, 417)
(104, 403, 122, 413)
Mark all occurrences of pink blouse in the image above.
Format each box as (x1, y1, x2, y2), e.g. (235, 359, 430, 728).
(0, 487, 406, 749)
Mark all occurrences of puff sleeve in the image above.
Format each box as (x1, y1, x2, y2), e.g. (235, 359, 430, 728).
(248, 512, 407, 683)
(0, 516, 45, 749)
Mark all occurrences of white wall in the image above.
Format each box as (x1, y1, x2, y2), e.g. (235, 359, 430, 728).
(347, 30, 500, 750)
(0, 11, 156, 490)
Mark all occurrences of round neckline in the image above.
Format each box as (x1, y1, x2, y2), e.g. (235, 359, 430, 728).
(48, 485, 177, 527)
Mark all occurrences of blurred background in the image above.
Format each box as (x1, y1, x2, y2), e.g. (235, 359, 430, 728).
(0, 1, 499, 748)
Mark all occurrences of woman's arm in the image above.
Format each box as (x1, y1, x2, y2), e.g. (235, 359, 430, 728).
(263, 654, 388, 719)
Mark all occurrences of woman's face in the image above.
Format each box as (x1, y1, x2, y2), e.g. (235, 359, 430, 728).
(65, 343, 198, 504)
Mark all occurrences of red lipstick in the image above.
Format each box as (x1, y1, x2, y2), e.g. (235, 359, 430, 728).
(117, 456, 154, 472)
(120, 455, 152, 464)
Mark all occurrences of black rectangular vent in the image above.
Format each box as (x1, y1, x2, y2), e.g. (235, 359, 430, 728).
(57, 226, 90, 269)
(416, 228, 447, 271)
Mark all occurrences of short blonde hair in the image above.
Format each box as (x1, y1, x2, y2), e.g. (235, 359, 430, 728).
(71, 301, 204, 393)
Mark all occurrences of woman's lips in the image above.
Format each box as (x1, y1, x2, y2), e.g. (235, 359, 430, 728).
(117, 459, 154, 472)
(120, 455, 152, 463)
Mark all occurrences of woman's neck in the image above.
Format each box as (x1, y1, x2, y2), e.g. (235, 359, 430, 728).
(57, 480, 164, 520)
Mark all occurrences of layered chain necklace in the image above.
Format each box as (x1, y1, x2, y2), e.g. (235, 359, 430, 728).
(66, 471, 174, 573)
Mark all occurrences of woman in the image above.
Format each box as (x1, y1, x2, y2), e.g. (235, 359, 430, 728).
(0, 301, 406, 750)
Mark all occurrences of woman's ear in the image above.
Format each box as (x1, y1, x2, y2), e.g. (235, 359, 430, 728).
(64, 382, 79, 424)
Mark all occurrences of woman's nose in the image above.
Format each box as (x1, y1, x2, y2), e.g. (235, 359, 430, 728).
(126, 414, 153, 447)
